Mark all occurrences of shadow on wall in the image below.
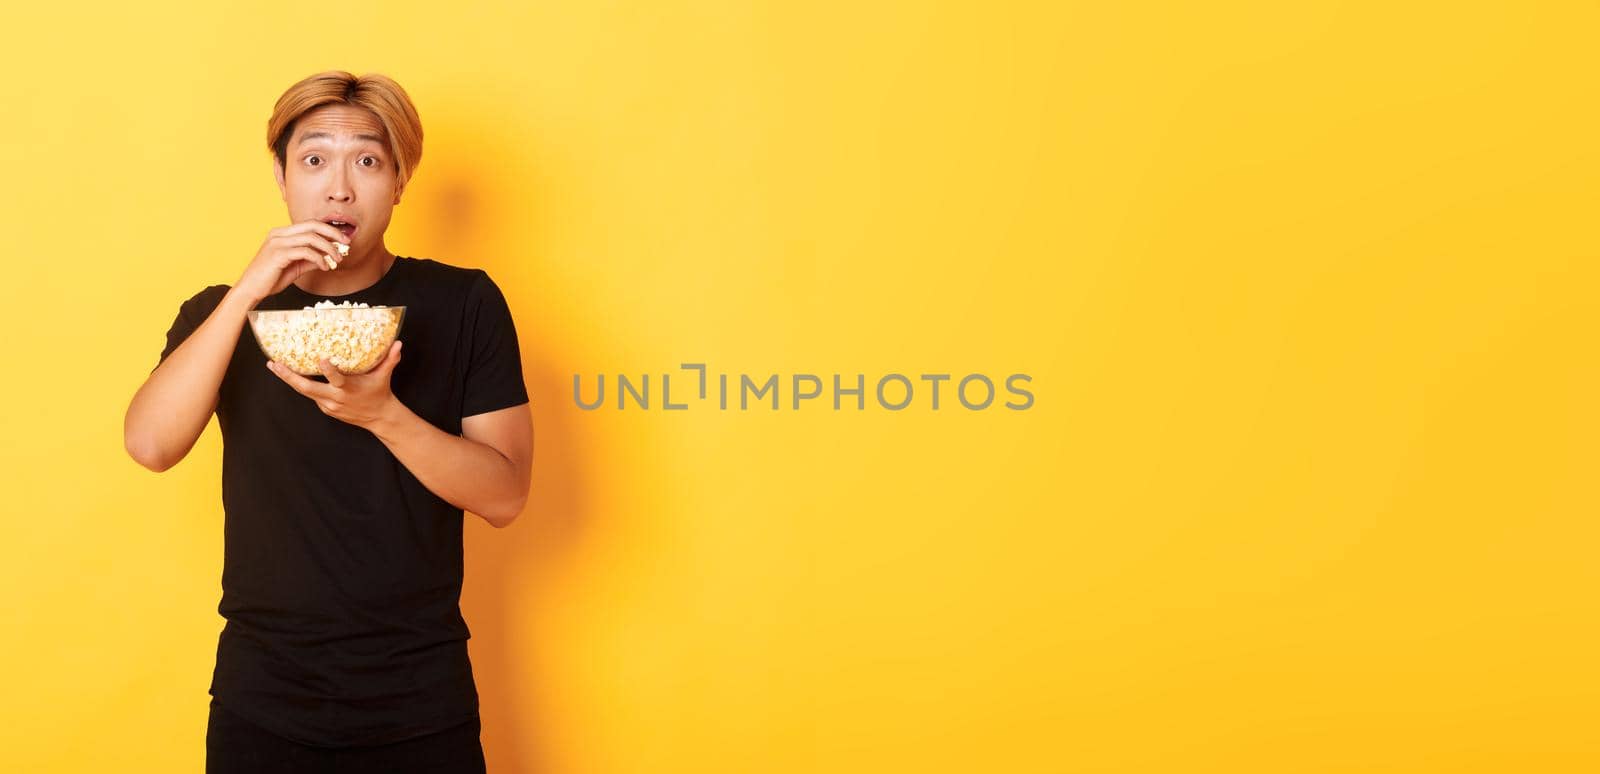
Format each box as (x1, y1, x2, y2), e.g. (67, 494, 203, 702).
(409, 127, 591, 774)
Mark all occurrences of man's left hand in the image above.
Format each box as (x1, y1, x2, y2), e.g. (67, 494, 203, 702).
(267, 340, 403, 430)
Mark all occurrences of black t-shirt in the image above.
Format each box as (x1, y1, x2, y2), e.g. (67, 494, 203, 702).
(154, 255, 528, 748)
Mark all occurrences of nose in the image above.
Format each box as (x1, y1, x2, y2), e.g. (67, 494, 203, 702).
(326, 166, 353, 203)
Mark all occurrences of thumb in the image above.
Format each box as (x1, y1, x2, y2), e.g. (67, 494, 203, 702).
(379, 340, 403, 375)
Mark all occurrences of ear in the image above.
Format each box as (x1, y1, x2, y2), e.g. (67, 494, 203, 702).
(273, 159, 287, 202)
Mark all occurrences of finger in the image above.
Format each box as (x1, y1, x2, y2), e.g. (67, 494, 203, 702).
(317, 358, 347, 387)
(276, 236, 342, 269)
(278, 232, 345, 261)
(280, 246, 337, 272)
(374, 340, 403, 377)
(276, 221, 346, 250)
(282, 220, 352, 245)
(267, 360, 336, 400)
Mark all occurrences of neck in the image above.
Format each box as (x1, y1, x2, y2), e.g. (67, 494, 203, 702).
(294, 242, 396, 297)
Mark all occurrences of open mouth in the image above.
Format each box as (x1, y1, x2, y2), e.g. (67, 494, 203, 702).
(323, 218, 358, 239)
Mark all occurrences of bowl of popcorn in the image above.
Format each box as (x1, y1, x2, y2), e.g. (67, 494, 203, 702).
(247, 300, 406, 376)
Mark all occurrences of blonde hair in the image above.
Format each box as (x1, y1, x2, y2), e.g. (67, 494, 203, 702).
(267, 71, 423, 191)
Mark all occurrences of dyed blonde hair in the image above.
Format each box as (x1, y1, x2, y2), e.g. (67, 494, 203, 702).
(267, 71, 423, 191)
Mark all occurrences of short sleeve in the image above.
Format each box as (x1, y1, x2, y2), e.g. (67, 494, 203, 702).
(154, 285, 230, 373)
(461, 271, 529, 418)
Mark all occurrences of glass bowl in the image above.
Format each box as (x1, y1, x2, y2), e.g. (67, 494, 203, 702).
(246, 305, 406, 376)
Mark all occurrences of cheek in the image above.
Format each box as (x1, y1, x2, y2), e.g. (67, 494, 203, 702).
(283, 175, 316, 202)
(361, 212, 391, 239)
(283, 188, 313, 217)
(359, 185, 396, 224)
(361, 178, 395, 198)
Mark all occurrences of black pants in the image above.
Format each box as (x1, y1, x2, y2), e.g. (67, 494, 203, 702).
(206, 698, 487, 773)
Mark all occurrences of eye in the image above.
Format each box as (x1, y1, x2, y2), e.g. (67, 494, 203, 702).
(305, 155, 322, 166)
(359, 156, 378, 168)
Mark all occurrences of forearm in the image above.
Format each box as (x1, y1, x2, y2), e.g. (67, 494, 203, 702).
(125, 287, 258, 471)
(366, 399, 529, 527)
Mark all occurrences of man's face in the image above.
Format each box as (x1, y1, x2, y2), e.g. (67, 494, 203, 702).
(274, 104, 401, 258)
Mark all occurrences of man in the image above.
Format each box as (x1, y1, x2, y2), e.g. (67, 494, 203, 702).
(123, 71, 532, 772)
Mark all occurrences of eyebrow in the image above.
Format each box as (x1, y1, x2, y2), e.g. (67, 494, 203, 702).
(295, 131, 386, 147)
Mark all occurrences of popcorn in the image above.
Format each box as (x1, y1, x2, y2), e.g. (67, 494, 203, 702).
(320, 242, 349, 270)
(247, 304, 405, 376)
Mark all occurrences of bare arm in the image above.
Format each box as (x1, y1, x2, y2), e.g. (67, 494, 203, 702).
(257, 331, 534, 528)
(123, 220, 352, 472)
(123, 288, 254, 472)
(366, 402, 534, 528)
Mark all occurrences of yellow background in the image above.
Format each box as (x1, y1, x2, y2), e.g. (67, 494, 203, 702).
(2, 1, 1597, 772)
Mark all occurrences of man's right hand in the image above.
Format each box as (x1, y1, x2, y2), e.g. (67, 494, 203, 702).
(234, 221, 352, 304)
